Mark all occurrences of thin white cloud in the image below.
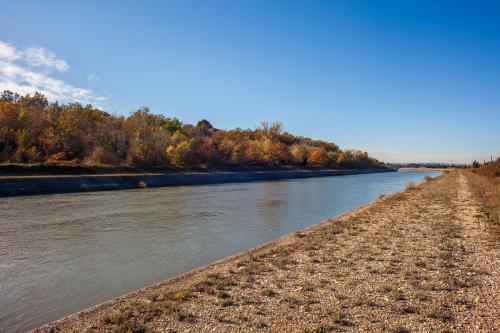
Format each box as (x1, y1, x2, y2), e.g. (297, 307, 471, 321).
(0, 40, 104, 105)
(0, 61, 95, 102)
(0, 41, 22, 61)
(24, 46, 69, 72)
(87, 74, 101, 82)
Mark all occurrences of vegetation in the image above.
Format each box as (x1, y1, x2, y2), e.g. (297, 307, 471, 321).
(0, 90, 382, 170)
(468, 157, 500, 224)
(471, 157, 500, 178)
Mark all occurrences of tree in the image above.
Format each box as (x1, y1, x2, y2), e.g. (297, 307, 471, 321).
(167, 140, 197, 166)
(195, 119, 214, 136)
(258, 121, 283, 141)
(162, 118, 183, 134)
(290, 144, 308, 165)
(307, 148, 328, 166)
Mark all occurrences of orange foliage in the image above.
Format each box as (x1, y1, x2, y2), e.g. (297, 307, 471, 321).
(307, 148, 328, 166)
(0, 90, 382, 169)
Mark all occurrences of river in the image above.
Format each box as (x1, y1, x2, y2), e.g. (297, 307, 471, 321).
(0, 169, 441, 332)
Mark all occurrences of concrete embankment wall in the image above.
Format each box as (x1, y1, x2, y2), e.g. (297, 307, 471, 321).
(0, 169, 395, 197)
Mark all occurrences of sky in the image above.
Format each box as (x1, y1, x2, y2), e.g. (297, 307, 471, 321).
(1, 0, 499, 163)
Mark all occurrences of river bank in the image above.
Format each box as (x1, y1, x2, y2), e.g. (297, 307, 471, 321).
(33, 170, 499, 332)
(0, 168, 393, 197)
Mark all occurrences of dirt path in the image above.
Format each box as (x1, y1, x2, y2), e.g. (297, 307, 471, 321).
(34, 170, 499, 333)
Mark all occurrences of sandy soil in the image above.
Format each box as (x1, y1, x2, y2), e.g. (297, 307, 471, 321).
(33, 170, 499, 333)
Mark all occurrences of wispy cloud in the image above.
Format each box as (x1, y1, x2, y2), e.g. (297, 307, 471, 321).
(23, 46, 69, 72)
(0, 41, 104, 104)
(0, 41, 22, 61)
(86, 74, 101, 82)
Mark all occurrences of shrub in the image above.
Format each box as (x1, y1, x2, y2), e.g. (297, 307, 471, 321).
(260, 288, 276, 297)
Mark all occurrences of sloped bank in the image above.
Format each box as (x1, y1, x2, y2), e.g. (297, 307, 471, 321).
(0, 168, 394, 197)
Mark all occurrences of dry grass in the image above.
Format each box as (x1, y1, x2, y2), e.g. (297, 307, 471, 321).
(467, 162, 500, 226)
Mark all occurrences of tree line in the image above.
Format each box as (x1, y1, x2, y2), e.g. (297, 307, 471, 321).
(0, 90, 382, 169)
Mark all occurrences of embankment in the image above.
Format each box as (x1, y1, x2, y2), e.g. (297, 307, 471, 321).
(0, 168, 394, 197)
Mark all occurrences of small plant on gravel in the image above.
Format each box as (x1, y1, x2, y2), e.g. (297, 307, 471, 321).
(103, 308, 133, 325)
(237, 313, 249, 322)
(256, 321, 269, 328)
(282, 296, 302, 307)
(406, 181, 417, 189)
(146, 291, 166, 302)
(217, 290, 231, 299)
(219, 298, 235, 307)
(194, 280, 216, 295)
(167, 303, 192, 322)
(415, 259, 427, 268)
(301, 281, 315, 292)
(115, 318, 146, 333)
(428, 305, 454, 322)
(332, 312, 350, 326)
(260, 288, 276, 297)
(167, 289, 192, 301)
(393, 326, 411, 333)
(102, 308, 147, 333)
(305, 324, 334, 333)
(396, 305, 418, 315)
(416, 293, 431, 302)
(391, 289, 406, 301)
(195, 273, 236, 295)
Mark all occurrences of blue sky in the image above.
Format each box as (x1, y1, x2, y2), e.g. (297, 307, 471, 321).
(1, 0, 499, 163)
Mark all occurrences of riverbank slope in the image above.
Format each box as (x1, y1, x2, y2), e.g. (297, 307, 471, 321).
(0, 168, 393, 197)
(34, 170, 499, 332)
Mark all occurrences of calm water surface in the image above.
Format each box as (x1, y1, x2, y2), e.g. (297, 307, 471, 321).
(0, 169, 441, 332)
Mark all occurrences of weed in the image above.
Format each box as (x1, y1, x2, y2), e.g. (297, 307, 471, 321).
(103, 308, 133, 325)
(114, 318, 146, 333)
(301, 281, 315, 292)
(167, 289, 191, 302)
(332, 312, 350, 326)
(391, 289, 406, 301)
(256, 321, 269, 328)
(393, 326, 410, 333)
(217, 291, 231, 299)
(260, 288, 276, 297)
(307, 324, 334, 333)
(428, 304, 453, 322)
(406, 181, 417, 189)
(415, 259, 427, 268)
(219, 299, 234, 307)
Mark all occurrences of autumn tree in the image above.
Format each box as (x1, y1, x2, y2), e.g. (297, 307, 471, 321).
(290, 144, 308, 165)
(307, 147, 328, 166)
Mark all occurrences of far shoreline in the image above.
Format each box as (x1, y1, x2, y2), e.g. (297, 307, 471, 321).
(0, 167, 395, 197)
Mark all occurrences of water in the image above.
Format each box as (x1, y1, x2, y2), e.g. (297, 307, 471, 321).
(0, 169, 441, 332)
